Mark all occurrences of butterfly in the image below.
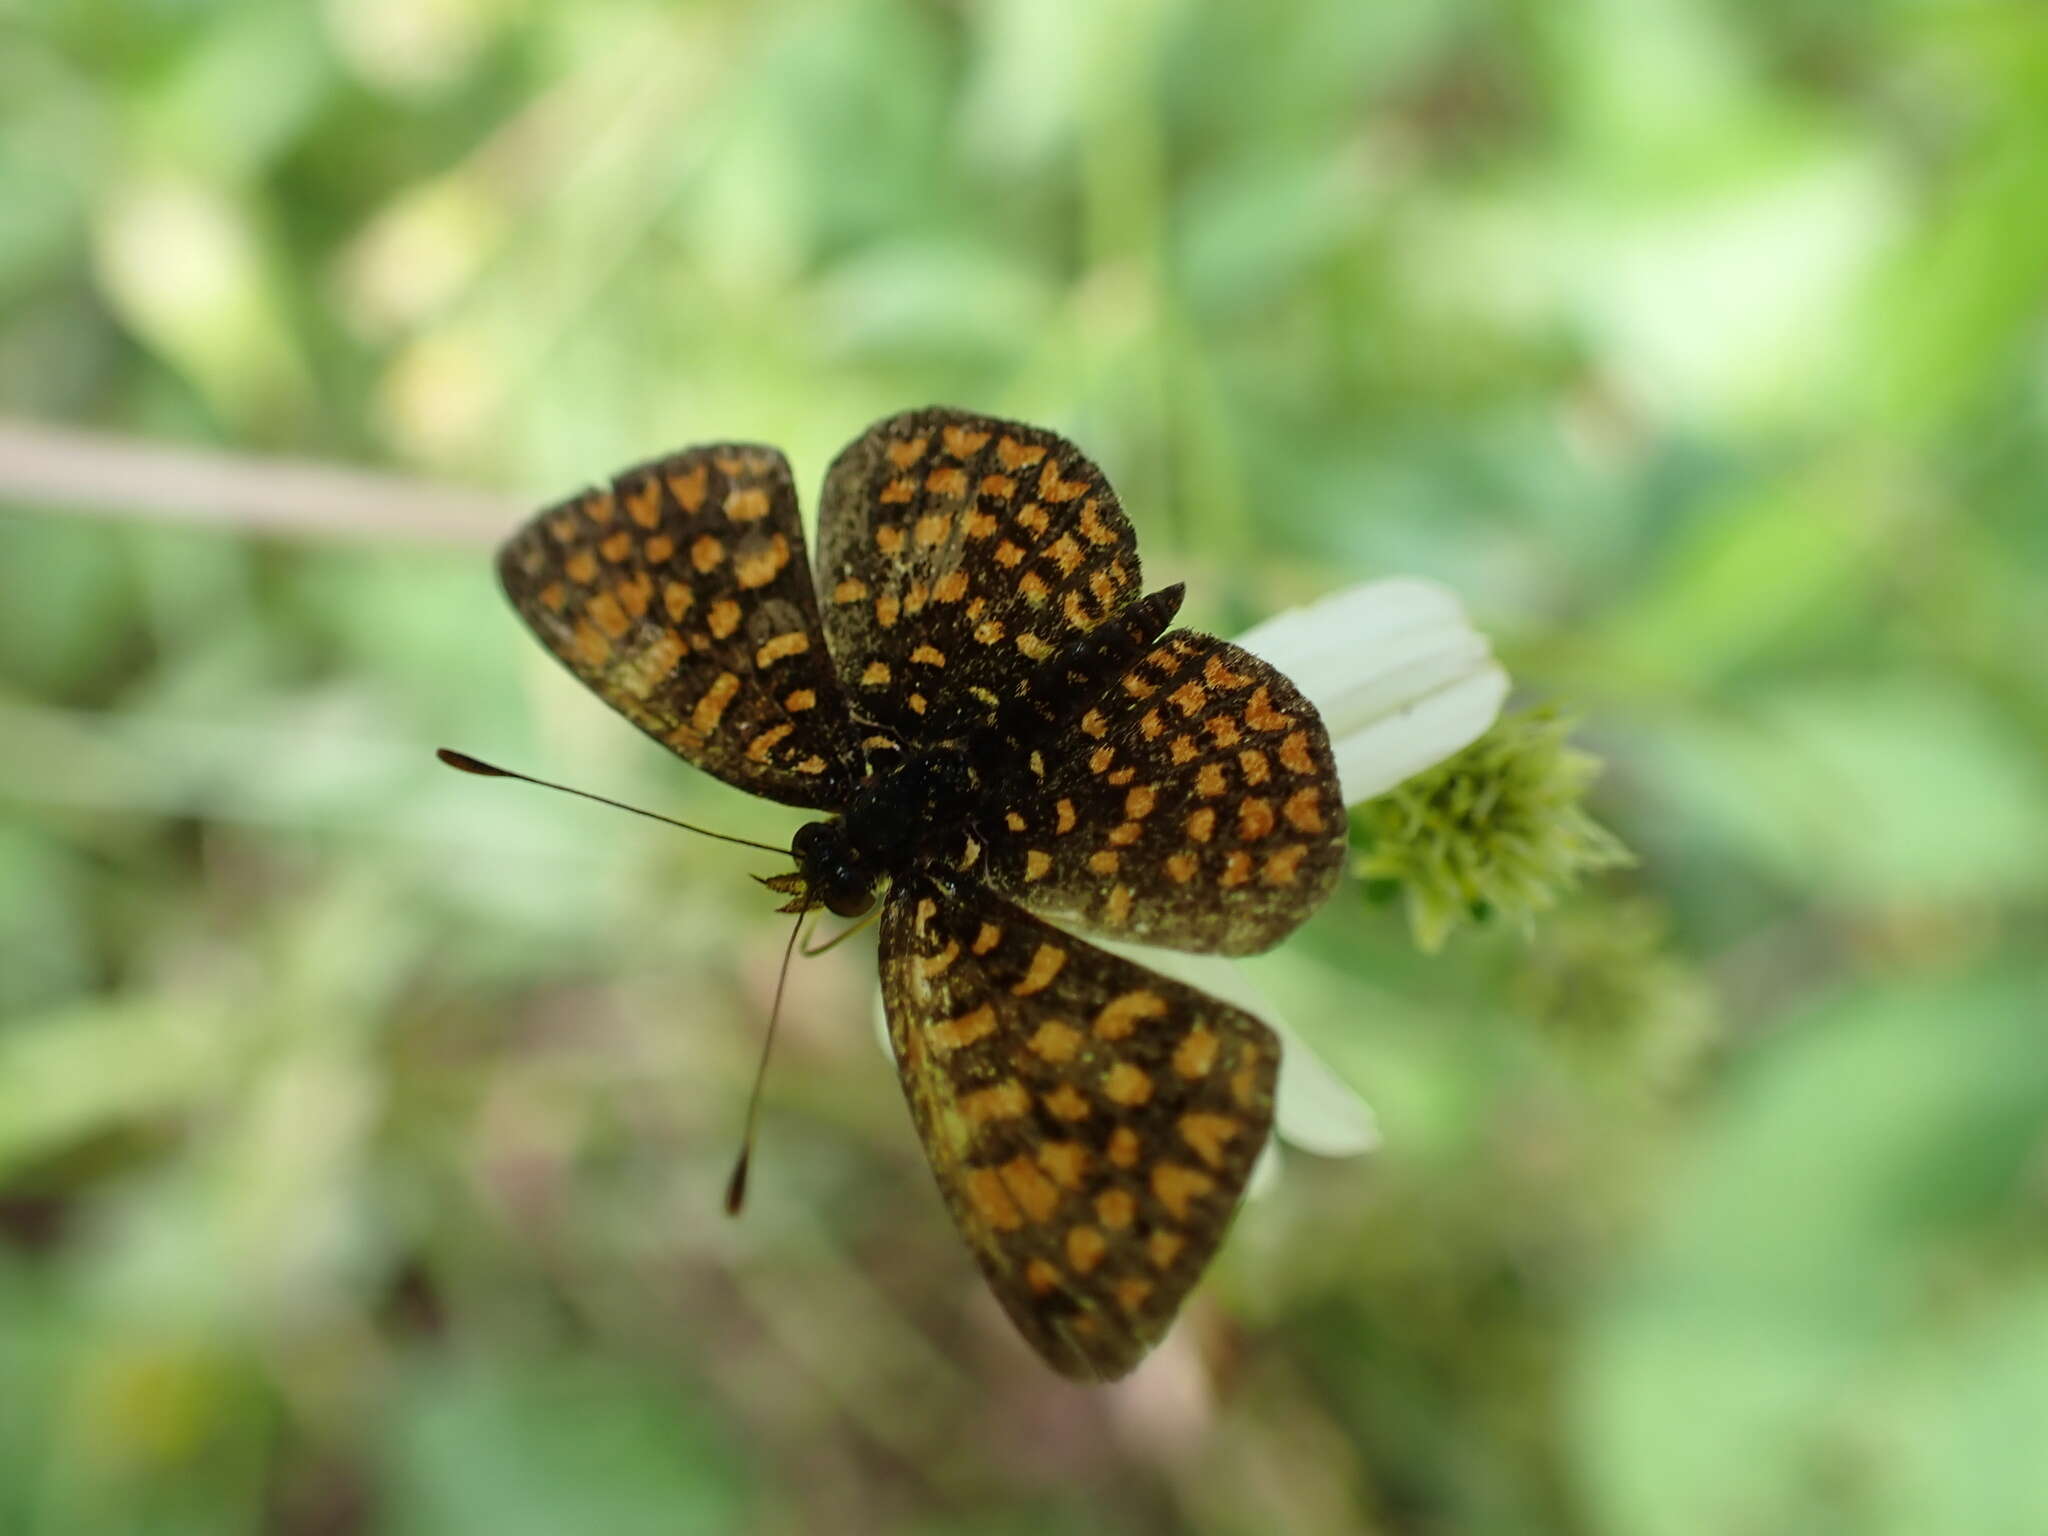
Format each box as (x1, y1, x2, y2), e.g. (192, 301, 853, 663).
(491, 408, 1347, 1380)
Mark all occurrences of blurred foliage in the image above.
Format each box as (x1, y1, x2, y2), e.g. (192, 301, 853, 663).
(3, 1, 2046, 1533)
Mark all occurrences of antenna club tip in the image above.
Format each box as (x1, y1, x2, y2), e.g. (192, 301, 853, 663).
(723, 1156, 750, 1217)
(437, 748, 506, 776)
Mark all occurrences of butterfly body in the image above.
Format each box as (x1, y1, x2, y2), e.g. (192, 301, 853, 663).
(496, 408, 1348, 1379)
(787, 582, 1190, 919)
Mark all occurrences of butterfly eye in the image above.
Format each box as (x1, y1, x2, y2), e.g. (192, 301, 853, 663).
(822, 883, 876, 920)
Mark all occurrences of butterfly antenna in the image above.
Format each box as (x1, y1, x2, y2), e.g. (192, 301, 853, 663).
(436, 749, 789, 855)
(725, 901, 810, 1216)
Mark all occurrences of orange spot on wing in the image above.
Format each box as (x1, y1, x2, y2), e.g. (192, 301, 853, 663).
(942, 424, 991, 457)
(1095, 1189, 1135, 1229)
(625, 479, 661, 527)
(587, 591, 630, 639)
(722, 484, 767, 521)
(755, 630, 809, 667)
(998, 1155, 1061, 1223)
(1174, 1028, 1219, 1078)
(1036, 460, 1089, 503)
(996, 436, 1045, 470)
(964, 1168, 1023, 1231)
(691, 672, 740, 736)
(1038, 1141, 1090, 1189)
(735, 533, 790, 588)
(706, 599, 741, 639)
(1179, 1113, 1241, 1169)
(962, 1080, 1031, 1126)
(933, 1003, 996, 1050)
(1238, 798, 1275, 840)
(1043, 1084, 1091, 1121)
(1064, 1225, 1107, 1273)
(1262, 844, 1309, 885)
(1103, 1062, 1153, 1105)
(1283, 786, 1325, 832)
(1151, 1163, 1215, 1221)
(885, 435, 929, 469)
(1204, 714, 1242, 747)
(667, 464, 709, 512)
(745, 722, 794, 762)
(1029, 1021, 1082, 1063)
(1011, 943, 1067, 996)
(1245, 686, 1295, 732)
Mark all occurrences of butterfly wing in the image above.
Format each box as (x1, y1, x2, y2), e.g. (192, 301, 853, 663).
(814, 408, 1144, 746)
(976, 628, 1348, 954)
(880, 871, 1278, 1381)
(499, 444, 862, 809)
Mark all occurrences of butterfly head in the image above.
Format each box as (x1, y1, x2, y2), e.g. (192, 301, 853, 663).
(784, 819, 880, 919)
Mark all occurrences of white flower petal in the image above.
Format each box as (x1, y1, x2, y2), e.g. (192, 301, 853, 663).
(1330, 659, 1510, 804)
(1235, 577, 1508, 804)
(1245, 1135, 1282, 1201)
(1272, 1026, 1382, 1156)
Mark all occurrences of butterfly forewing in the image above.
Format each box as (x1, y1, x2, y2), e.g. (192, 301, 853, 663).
(978, 629, 1348, 955)
(499, 444, 860, 809)
(880, 872, 1279, 1381)
(815, 408, 1144, 742)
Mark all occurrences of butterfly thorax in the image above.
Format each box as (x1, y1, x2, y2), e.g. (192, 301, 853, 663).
(789, 583, 1188, 920)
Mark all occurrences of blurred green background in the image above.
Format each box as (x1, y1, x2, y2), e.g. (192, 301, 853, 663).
(4, 1, 2046, 1532)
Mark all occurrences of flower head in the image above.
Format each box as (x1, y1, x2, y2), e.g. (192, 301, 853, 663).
(1353, 706, 1634, 952)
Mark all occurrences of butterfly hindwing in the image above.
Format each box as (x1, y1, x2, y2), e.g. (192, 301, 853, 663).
(977, 629, 1348, 955)
(499, 444, 861, 809)
(880, 872, 1279, 1381)
(815, 408, 1144, 744)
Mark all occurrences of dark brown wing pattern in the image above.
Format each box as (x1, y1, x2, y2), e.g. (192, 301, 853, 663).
(814, 407, 1144, 743)
(880, 872, 1278, 1381)
(976, 629, 1348, 955)
(499, 444, 861, 809)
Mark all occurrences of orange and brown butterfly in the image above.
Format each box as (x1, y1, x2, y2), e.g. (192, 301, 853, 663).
(490, 408, 1347, 1380)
